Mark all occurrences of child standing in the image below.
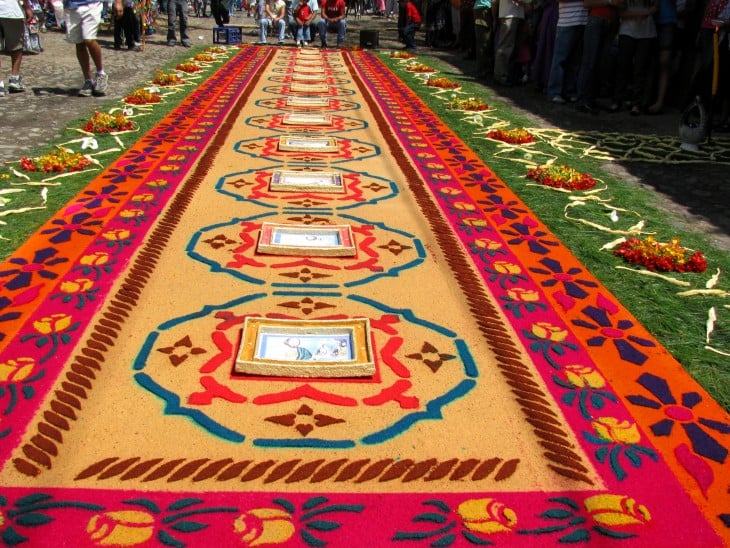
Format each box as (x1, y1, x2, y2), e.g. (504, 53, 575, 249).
(399, 0, 421, 50)
(293, 0, 312, 46)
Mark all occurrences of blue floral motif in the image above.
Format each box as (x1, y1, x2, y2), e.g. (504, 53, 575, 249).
(75, 185, 126, 210)
(40, 213, 104, 245)
(626, 372, 730, 464)
(477, 195, 527, 221)
(529, 257, 598, 300)
(0, 247, 68, 290)
(572, 304, 656, 365)
(500, 221, 559, 255)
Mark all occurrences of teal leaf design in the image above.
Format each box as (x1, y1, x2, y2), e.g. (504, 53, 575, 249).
(60, 334, 72, 345)
(595, 446, 608, 462)
(424, 500, 451, 513)
(169, 520, 209, 533)
(568, 516, 587, 527)
(562, 392, 576, 405)
(414, 512, 449, 523)
(540, 509, 574, 520)
(462, 530, 492, 545)
(624, 448, 642, 467)
(15, 493, 53, 507)
(432, 533, 456, 546)
(274, 497, 296, 515)
(2, 526, 27, 546)
(306, 520, 341, 532)
(167, 498, 204, 511)
(15, 512, 54, 527)
(301, 529, 327, 547)
(303, 496, 329, 510)
(394, 530, 440, 540)
(548, 497, 580, 511)
(35, 338, 48, 348)
(158, 529, 185, 548)
(559, 528, 591, 543)
(593, 526, 637, 539)
(22, 385, 35, 399)
(125, 498, 161, 514)
(301, 504, 365, 521)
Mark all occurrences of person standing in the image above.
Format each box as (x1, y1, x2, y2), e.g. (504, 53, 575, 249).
(545, 0, 587, 102)
(399, 0, 421, 49)
(64, 0, 119, 96)
(318, 0, 345, 46)
(472, 0, 494, 78)
(493, 0, 530, 85)
(0, 0, 35, 96)
(166, 0, 191, 46)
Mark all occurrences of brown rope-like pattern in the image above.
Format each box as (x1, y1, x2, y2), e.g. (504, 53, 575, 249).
(346, 51, 593, 485)
(74, 456, 520, 484)
(12, 50, 272, 478)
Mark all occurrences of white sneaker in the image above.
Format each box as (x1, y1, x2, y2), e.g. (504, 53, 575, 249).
(0, 83, 5, 97)
(78, 79, 94, 97)
(93, 72, 108, 96)
(7, 76, 25, 93)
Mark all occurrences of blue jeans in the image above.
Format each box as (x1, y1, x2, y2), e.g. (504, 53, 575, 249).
(166, 0, 189, 42)
(576, 15, 612, 106)
(403, 22, 419, 49)
(546, 24, 584, 99)
(318, 19, 346, 45)
(259, 17, 286, 42)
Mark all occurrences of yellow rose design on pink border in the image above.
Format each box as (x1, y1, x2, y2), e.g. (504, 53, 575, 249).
(86, 510, 155, 546)
(593, 417, 641, 444)
(564, 364, 605, 389)
(531, 321, 568, 342)
(233, 508, 295, 546)
(584, 494, 651, 526)
(33, 313, 72, 335)
(457, 498, 517, 534)
(0, 357, 35, 382)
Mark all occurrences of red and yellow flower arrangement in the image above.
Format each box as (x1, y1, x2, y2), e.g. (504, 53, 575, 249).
(82, 111, 135, 134)
(391, 51, 415, 59)
(152, 70, 184, 86)
(204, 46, 227, 54)
(526, 163, 596, 191)
(193, 53, 216, 63)
(614, 236, 707, 273)
(19, 149, 93, 173)
(446, 96, 489, 111)
(426, 76, 461, 89)
(487, 128, 534, 144)
(175, 61, 203, 73)
(406, 63, 435, 73)
(123, 88, 162, 105)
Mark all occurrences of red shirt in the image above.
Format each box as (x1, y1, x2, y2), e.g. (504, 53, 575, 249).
(322, 0, 346, 18)
(405, 1, 422, 23)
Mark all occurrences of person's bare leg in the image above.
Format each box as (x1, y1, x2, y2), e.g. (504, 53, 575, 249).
(85, 39, 104, 72)
(10, 50, 23, 76)
(76, 42, 92, 80)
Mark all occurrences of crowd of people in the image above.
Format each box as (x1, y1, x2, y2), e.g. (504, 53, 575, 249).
(2, 0, 728, 127)
(420, 0, 730, 124)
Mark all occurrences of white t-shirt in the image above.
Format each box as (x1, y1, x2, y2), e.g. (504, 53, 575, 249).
(0, 0, 24, 19)
(266, 0, 285, 17)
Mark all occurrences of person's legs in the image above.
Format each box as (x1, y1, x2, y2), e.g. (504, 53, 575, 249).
(336, 19, 345, 45)
(493, 17, 518, 84)
(166, 0, 178, 41)
(318, 19, 327, 45)
(178, 0, 190, 42)
(576, 15, 606, 107)
(276, 18, 286, 41)
(259, 17, 270, 41)
(473, 7, 493, 78)
(546, 25, 579, 100)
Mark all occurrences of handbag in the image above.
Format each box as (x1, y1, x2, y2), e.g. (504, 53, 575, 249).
(23, 20, 44, 54)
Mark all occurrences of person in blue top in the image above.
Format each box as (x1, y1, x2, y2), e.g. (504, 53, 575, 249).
(64, 0, 121, 96)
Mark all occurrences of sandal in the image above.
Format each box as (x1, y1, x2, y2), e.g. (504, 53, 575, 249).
(630, 105, 641, 116)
